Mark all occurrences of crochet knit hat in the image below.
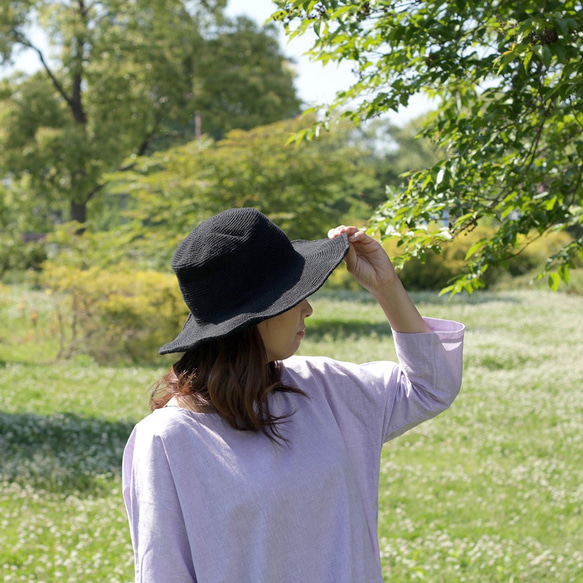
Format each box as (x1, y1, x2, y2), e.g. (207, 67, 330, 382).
(159, 208, 349, 354)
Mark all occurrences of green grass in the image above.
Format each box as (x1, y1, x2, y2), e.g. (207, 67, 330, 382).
(1, 284, 582, 581)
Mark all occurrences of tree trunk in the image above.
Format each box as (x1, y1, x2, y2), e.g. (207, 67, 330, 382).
(70, 200, 87, 231)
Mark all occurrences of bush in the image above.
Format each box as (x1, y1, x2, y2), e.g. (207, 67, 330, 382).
(388, 227, 577, 291)
(41, 265, 187, 364)
(325, 262, 363, 291)
(0, 234, 47, 278)
(496, 230, 575, 276)
(327, 226, 578, 292)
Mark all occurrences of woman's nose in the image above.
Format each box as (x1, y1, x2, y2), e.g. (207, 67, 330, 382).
(302, 299, 313, 318)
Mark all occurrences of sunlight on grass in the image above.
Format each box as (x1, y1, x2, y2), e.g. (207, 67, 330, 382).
(1, 285, 582, 581)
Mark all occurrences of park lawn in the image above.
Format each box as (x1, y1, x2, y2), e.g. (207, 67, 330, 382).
(1, 284, 582, 581)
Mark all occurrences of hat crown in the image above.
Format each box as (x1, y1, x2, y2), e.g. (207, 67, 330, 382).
(173, 209, 279, 273)
(172, 208, 297, 321)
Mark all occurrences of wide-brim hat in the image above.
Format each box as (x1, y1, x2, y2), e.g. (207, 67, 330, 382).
(159, 208, 349, 354)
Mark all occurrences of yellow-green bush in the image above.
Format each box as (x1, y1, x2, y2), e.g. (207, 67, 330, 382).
(41, 265, 188, 364)
(393, 228, 576, 291)
(326, 227, 577, 292)
(506, 230, 576, 276)
(325, 263, 363, 291)
(325, 227, 495, 291)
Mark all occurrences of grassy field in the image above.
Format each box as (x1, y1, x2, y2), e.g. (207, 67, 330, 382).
(1, 284, 582, 582)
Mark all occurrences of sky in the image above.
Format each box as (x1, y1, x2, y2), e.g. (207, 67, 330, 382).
(1, 0, 432, 124)
(226, 0, 356, 106)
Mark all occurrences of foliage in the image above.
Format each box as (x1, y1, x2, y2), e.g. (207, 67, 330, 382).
(355, 116, 445, 210)
(273, 0, 583, 294)
(40, 265, 187, 364)
(189, 16, 302, 139)
(44, 220, 176, 273)
(0, 2, 300, 225)
(0, 180, 47, 278)
(113, 115, 380, 244)
(383, 226, 495, 291)
(327, 225, 578, 291)
(0, 235, 46, 279)
(1, 286, 583, 580)
(389, 225, 578, 290)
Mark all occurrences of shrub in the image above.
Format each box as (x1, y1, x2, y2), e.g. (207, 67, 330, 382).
(392, 226, 502, 290)
(507, 230, 577, 275)
(41, 265, 187, 364)
(324, 228, 491, 292)
(0, 233, 47, 278)
(325, 263, 363, 291)
(327, 227, 578, 292)
(393, 228, 579, 291)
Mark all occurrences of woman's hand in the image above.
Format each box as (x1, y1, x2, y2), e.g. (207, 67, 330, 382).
(328, 225, 430, 333)
(328, 225, 399, 295)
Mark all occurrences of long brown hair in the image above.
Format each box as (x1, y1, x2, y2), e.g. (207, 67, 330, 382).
(151, 326, 306, 443)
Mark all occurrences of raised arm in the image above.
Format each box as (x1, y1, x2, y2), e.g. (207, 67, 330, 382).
(327, 226, 430, 334)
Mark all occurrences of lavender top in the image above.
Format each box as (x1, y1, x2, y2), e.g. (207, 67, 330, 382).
(122, 317, 464, 582)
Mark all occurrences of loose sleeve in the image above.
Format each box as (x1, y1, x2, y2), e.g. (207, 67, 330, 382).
(382, 316, 464, 442)
(122, 426, 197, 583)
(282, 317, 464, 448)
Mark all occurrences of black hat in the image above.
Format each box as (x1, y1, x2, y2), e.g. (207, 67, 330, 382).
(159, 208, 349, 354)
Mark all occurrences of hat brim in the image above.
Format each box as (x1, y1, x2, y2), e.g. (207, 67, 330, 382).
(159, 233, 349, 355)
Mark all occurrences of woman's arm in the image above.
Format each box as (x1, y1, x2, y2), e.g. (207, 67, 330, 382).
(326, 226, 464, 443)
(328, 226, 431, 333)
(123, 429, 197, 583)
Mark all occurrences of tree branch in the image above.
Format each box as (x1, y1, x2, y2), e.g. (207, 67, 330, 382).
(86, 182, 105, 202)
(12, 31, 74, 110)
(116, 134, 157, 172)
(78, 0, 89, 17)
(69, 0, 89, 124)
(569, 161, 583, 207)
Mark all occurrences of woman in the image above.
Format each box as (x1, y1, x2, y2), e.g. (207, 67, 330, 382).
(122, 207, 464, 583)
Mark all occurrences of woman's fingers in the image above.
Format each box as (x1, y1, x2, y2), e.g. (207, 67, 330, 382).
(328, 225, 360, 240)
(328, 224, 399, 291)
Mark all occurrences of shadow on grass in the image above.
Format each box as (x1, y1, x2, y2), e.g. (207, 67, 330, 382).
(306, 319, 393, 341)
(413, 291, 524, 305)
(0, 411, 135, 494)
(314, 289, 379, 304)
(315, 289, 523, 306)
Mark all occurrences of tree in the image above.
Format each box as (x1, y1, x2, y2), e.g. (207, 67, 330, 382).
(0, 1, 300, 226)
(104, 115, 379, 268)
(356, 116, 444, 210)
(0, 178, 47, 276)
(188, 16, 303, 140)
(274, 0, 583, 293)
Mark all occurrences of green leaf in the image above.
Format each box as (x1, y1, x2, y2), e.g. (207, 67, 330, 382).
(523, 48, 533, 70)
(548, 272, 560, 291)
(558, 264, 570, 284)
